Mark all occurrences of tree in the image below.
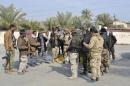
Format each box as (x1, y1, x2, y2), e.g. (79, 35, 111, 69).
(96, 13, 114, 27)
(82, 9, 92, 21)
(43, 17, 58, 31)
(72, 16, 82, 29)
(56, 12, 73, 28)
(19, 20, 44, 31)
(0, 4, 26, 27)
(81, 9, 93, 28)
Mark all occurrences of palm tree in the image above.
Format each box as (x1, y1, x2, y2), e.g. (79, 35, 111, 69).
(0, 4, 26, 27)
(43, 17, 58, 30)
(96, 13, 114, 27)
(56, 12, 73, 28)
(72, 16, 86, 29)
(81, 9, 93, 28)
(82, 9, 92, 21)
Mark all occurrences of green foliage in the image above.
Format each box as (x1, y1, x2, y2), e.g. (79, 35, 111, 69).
(56, 12, 73, 28)
(0, 4, 117, 31)
(96, 13, 114, 27)
(0, 4, 26, 27)
(43, 17, 58, 30)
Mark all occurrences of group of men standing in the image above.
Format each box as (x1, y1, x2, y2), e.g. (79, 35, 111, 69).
(3, 24, 117, 81)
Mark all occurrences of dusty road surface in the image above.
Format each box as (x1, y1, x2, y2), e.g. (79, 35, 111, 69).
(0, 45, 130, 86)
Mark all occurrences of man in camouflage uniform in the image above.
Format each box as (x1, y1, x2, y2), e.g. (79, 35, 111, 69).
(83, 27, 104, 81)
(49, 27, 59, 62)
(17, 29, 30, 75)
(28, 31, 40, 65)
(100, 28, 110, 73)
(4, 24, 16, 73)
(64, 29, 72, 63)
(67, 30, 80, 79)
(29, 31, 39, 57)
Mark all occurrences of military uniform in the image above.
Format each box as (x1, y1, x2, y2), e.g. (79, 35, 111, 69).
(4, 30, 15, 70)
(64, 32, 72, 62)
(101, 32, 110, 73)
(50, 33, 59, 62)
(81, 32, 91, 74)
(17, 36, 30, 73)
(67, 31, 80, 79)
(101, 49, 109, 73)
(29, 36, 39, 57)
(84, 33, 104, 80)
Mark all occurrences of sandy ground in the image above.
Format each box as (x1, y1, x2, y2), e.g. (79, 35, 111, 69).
(0, 45, 130, 86)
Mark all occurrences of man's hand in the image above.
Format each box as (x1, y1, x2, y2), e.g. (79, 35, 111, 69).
(83, 42, 88, 48)
(83, 42, 86, 46)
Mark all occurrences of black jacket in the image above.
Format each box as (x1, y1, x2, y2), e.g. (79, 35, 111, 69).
(81, 33, 91, 53)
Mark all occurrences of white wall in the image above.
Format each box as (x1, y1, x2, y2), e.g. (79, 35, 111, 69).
(0, 31, 20, 44)
(0, 31, 130, 45)
(113, 32, 130, 44)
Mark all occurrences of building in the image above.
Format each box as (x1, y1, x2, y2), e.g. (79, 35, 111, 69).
(113, 21, 128, 29)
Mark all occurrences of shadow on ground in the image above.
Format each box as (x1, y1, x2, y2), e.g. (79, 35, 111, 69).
(110, 52, 130, 77)
(113, 52, 130, 67)
(49, 64, 94, 83)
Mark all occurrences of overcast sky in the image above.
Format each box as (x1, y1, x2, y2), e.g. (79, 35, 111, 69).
(1, 0, 130, 21)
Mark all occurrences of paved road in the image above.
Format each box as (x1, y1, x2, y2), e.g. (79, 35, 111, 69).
(0, 45, 130, 86)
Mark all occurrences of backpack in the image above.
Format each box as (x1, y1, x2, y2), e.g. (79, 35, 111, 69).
(70, 34, 80, 49)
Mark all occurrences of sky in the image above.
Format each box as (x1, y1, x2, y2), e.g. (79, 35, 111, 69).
(0, 0, 130, 21)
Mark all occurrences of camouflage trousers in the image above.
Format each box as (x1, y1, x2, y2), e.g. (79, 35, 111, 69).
(64, 46, 69, 62)
(90, 52, 102, 80)
(69, 53, 78, 78)
(101, 49, 110, 73)
(5, 50, 15, 70)
(52, 47, 59, 62)
(18, 55, 28, 73)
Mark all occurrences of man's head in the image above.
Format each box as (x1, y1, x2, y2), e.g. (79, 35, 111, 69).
(20, 29, 26, 37)
(90, 27, 98, 35)
(100, 28, 107, 33)
(71, 30, 77, 36)
(9, 24, 16, 31)
(109, 31, 113, 36)
(32, 31, 37, 36)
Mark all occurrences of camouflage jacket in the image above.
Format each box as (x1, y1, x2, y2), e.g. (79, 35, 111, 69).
(17, 36, 30, 56)
(4, 30, 14, 51)
(85, 33, 104, 53)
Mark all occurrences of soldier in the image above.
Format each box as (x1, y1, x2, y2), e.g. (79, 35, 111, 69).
(37, 32, 48, 62)
(4, 24, 16, 73)
(80, 29, 91, 75)
(83, 27, 104, 81)
(64, 29, 72, 63)
(17, 29, 30, 75)
(56, 27, 64, 55)
(28, 31, 40, 66)
(100, 28, 110, 73)
(50, 29, 59, 62)
(67, 30, 80, 79)
(109, 31, 117, 61)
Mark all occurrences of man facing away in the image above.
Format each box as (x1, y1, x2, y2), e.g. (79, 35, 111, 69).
(83, 27, 104, 81)
(67, 30, 81, 79)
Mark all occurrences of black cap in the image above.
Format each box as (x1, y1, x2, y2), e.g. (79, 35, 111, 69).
(90, 27, 98, 33)
(100, 28, 107, 33)
(20, 29, 26, 35)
